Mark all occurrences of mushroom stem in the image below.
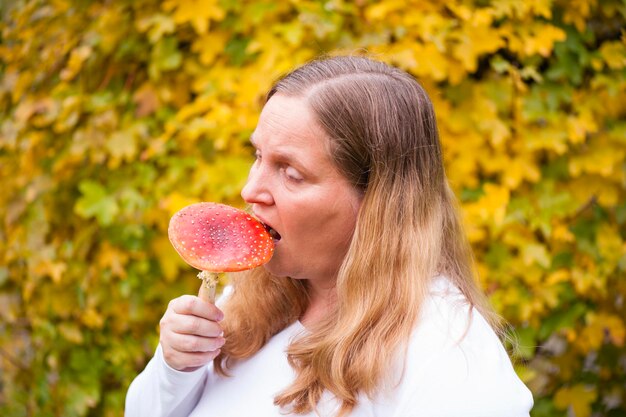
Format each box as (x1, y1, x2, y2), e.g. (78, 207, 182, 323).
(197, 271, 220, 304)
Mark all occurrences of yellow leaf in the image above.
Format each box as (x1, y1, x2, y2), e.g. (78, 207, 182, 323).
(552, 224, 575, 243)
(464, 221, 487, 243)
(53, 95, 82, 133)
(136, 13, 176, 43)
(546, 269, 570, 285)
(508, 155, 541, 188)
(33, 260, 67, 284)
(562, 0, 593, 31)
(365, 0, 405, 21)
(569, 147, 625, 178)
(14, 98, 52, 127)
(162, 0, 225, 34)
(106, 129, 137, 168)
(466, 183, 510, 225)
(95, 6, 126, 53)
(492, 0, 551, 19)
(568, 176, 621, 207)
(577, 312, 626, 353)
(440, 130, 483, 188)
(600, 41, 626, 70)
(81, 308, 105, 329)
(452, 11, 504, 71)
(526, 0, 552, 18)
(404, 12, 448, 48)
(133, 82, 161, 117)
(554, 385, 597, 417)
(523, 127, 569, 154)
(491, 0, 525, 19)
(596, 224, 624, 268)
(233, 67, 274, 105)
(571, 266, 605, 296)
(447, 3, 472, 21)
(60, 45, 92, 81)
(526, 24, 566, 57)
(175, 95, 214, 123)
(588, 313, 626, 347)
(192, 31, 228, 65)
(536, 283, 561, 309)
(482, 117, 511, 147)
(97, 242, 129, 279)
(505, 22, 566, 58)
(58, 322, 84, 344)
(275, 21, 305, 47)
(580, 317, 606, 352)
(566, 111, 598, 144)
(179, 117, 214, 142)
(412, 42, 449, 81)
(152, 236, 184, 282)
(523, 243, 551, 268)
(162, 192, 200, 217)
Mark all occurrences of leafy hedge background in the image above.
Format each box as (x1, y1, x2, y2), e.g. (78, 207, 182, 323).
(1, 0, 625, 416)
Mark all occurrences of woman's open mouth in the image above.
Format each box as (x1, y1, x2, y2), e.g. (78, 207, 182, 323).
(262, 223, 282, 242)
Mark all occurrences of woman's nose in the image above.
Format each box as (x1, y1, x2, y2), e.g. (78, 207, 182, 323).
(241, 166, 274, 206)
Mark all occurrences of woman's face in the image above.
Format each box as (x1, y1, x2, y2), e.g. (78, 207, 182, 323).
(241, 94, 363, 285)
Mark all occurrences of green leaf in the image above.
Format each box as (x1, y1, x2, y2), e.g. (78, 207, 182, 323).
(539, 302, 587, 339)
(74, 180, 119, 226)
(0, 267, 8, 287)
(514, 326, 537, 359)
(225, 36, 251, 66)
(149, 36, 182, 79)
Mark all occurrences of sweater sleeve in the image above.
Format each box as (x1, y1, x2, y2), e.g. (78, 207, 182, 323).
(124, 344, 208, 417)
(125, 287, 233, 417)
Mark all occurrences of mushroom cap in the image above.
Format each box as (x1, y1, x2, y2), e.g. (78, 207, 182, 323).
(168, 202, 274, 272)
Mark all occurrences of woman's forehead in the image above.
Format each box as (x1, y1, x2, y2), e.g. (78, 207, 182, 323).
(252, 96, 325, 149)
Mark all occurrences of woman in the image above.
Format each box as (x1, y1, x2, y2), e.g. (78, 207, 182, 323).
(126, 56, 533, 416)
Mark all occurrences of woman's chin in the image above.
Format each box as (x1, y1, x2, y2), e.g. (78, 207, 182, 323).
(262, 260, 288, 278)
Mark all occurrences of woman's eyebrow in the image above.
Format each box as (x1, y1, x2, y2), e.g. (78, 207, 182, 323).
(248, 133, 310, 171)
(272, 148, 299, 163)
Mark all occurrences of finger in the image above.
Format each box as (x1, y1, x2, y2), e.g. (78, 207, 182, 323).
(172, 315, 223, 337)
(168, 333, 226, 353)
(184, 349, 222, 368)
(171, 295, 224, 322)
(164, 349, 221, 371)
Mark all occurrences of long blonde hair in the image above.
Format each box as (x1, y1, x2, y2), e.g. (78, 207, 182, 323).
(214, 56, 500, 415)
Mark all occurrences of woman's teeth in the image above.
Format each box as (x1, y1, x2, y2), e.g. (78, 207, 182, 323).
(263, 223, 281, 241)
(269, 228, 281, 241)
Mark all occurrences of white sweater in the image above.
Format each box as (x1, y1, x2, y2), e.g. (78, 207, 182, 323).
(125, 277, 533, 417)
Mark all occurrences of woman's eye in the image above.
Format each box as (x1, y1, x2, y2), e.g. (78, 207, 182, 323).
(252, 151, 262, 166)
(283, 166, 303, 182)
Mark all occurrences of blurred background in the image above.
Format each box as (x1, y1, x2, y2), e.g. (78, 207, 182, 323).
(0, 0, 625, 416)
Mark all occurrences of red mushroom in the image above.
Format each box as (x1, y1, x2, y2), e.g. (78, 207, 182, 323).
(168, 202, 274, 303)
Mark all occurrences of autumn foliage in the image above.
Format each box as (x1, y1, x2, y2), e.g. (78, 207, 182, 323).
(1, 0, 625, 416)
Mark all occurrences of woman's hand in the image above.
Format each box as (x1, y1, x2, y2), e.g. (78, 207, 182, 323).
(159, 295, 225, 372)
